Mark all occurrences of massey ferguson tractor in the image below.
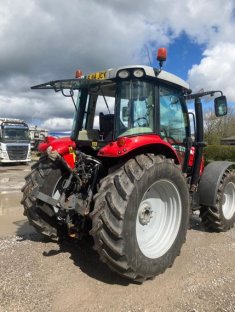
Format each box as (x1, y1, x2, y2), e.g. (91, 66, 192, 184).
(21, 48, 235, 282)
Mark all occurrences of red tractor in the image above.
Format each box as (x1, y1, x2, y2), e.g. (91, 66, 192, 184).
(22, 48, 235, 282)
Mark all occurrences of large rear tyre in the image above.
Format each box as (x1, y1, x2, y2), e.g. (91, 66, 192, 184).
(200, 170, 235, 231)
(21, 157, 68, 240)
(90, 154, 189, 281)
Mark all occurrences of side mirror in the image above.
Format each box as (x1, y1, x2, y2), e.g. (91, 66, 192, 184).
(214, 95, 227, 117)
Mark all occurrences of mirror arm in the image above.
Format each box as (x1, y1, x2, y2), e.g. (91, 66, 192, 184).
(185, 90, 223, 101)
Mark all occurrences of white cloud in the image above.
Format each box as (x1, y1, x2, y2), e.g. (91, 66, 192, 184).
(0, 78, 75, 124)
(188, 43, 235, 101)
(1, 0, 233, 78)
(0, 0, 234, 130)
(41, 118, 73, 131)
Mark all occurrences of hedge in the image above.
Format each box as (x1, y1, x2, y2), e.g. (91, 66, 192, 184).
(203, 145, 235, 162)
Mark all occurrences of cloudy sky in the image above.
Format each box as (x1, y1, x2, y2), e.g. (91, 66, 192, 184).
(0, 0, 235, 131)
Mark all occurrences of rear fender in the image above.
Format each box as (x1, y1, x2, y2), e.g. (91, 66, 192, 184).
(198, 161, 235, 207)
(98, 135, 181, 164)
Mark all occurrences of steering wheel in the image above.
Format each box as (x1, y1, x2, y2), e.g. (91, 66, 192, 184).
(133, 117, 149, 127)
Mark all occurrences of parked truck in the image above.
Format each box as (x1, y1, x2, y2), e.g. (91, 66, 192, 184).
(0, 118, 31, 163)
(21, 48, 235, 282)
(29, 125, 48, 151)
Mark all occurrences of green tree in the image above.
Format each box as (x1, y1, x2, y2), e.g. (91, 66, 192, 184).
(204, 106, 235, 145)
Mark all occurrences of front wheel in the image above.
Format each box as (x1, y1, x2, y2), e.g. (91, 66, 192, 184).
(21, 157, 68, 239)
(90, 154, 189, 281)
(200, 169, 235, 231)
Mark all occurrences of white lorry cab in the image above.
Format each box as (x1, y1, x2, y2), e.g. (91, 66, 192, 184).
(0, 118, 31, 163)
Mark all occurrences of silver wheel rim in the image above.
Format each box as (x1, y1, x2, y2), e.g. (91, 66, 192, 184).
(222, 181, 235, 220)
(136, 179, 182, 259)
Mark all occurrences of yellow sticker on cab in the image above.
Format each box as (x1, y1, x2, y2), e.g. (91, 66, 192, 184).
(87, 71, 106, 80)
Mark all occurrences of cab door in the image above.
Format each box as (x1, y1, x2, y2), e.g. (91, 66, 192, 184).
(159, 85, 190, 166)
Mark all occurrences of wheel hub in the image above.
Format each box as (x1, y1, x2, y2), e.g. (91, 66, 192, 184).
(138, 204, 153, 225)
(136, 179, 182, 259)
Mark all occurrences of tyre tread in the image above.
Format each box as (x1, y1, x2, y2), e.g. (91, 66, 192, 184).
(90, 154, 188, 281)
(200, 169, 235, 232)
(21, 158, 64, 240)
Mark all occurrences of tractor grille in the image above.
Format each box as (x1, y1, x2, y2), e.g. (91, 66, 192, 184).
(6, 145, 28, 160)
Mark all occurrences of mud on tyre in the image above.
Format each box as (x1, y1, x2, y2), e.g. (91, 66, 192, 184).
(90, 154, 189, 281)
(21, 156, 68, 240)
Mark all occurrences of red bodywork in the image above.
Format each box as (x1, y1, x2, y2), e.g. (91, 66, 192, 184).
(38, 136, 76, 169)
(98, 135, 204, 174)
(38, 134, 204, 174)
(189, 146, 205, 175)
(98, 135, 180, 160)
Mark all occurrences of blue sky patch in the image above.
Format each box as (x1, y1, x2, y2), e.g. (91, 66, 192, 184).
(152, 32, 204, 81)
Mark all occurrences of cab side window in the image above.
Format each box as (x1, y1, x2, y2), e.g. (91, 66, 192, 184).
(160, 86, 187, 144)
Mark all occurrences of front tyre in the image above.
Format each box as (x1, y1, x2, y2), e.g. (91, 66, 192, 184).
(90, 154, 189, 281)
(21, 157, 68, 240)
(200, 170, 235, 231)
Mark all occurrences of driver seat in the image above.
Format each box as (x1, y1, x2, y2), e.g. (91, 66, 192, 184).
(99, 113, 114, 141)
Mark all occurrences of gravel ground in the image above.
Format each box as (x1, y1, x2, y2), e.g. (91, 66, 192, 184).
(0, 219, 234, 312)
(0, 164, 235, 312)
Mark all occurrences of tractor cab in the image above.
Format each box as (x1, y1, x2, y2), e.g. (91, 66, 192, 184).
(72, 66, 190, 147)
(32, 63, 192, 163)
(31, 49, 227, 176)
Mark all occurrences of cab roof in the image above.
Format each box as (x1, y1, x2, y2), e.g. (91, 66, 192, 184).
(31, 65, 189, 91)
(107, 65, 189, 90)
